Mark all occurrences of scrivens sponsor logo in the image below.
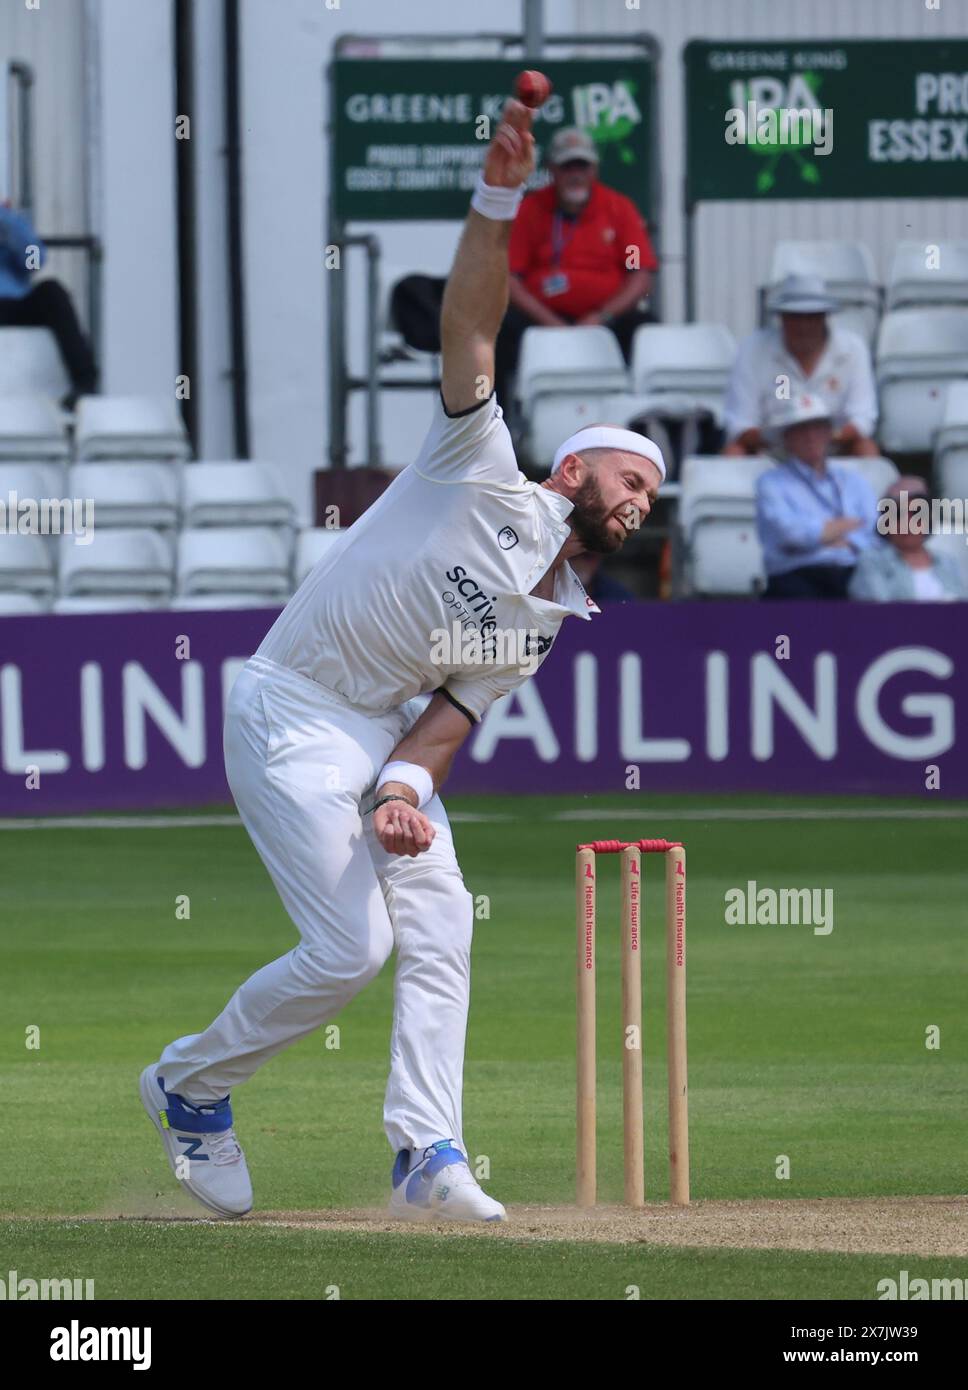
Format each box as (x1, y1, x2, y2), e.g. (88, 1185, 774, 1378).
(437, 565, 551, 674)
(441, 565, 500, 657)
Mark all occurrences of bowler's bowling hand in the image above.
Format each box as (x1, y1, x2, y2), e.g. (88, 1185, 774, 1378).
(373, 800, 436, 857)
(482, 98, 536, 188)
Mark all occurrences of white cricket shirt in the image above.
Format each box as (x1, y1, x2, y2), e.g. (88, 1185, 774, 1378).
(723, 323, 878, 440)
(257, 392, 600, 722)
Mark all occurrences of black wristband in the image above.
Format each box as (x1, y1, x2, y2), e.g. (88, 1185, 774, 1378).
(365, 794, 414, 817)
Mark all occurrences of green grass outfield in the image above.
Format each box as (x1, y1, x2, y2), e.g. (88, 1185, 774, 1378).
(1, 794, 966, 1299)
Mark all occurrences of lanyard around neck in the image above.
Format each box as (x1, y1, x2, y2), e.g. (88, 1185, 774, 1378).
(551, 211, 580, 267)
(784, 457, 845, 517)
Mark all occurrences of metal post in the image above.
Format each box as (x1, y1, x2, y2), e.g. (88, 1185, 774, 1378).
(365, 235, 382, 467)
(523, 0, 543, 59)
(9, 63, 35, 213)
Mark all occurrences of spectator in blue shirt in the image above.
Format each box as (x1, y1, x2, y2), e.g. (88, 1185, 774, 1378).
(756, 393, 878, 599)
(0, 202, 98, 409)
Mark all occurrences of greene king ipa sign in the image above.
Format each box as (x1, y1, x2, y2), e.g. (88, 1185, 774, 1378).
(685, 39, 968, 201)
(331, 58, 654, 221)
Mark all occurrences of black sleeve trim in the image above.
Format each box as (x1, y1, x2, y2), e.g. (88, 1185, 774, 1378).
(436, 687, 478, 725)
(439, 387, 496, 420)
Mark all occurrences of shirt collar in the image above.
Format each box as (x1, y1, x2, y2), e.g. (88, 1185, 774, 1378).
(522, 482, 601, 619)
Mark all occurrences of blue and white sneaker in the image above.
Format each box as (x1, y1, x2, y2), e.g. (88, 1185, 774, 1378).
(388, 1140, 507, 1222)
(139, 1062, 253, 1218)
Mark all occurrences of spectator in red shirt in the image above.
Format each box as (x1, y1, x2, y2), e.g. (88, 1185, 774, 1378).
(494, 127, 658, 420)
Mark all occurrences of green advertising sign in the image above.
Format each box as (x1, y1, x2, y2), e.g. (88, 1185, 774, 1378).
(331, 58, 655, 222)
(685, 39, 968, 202)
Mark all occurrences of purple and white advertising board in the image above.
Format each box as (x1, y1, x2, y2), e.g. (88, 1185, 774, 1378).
(1, 602, 965, 815)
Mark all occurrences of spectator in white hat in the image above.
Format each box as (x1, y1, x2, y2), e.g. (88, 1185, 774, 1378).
(849, 476, 967, 601)
(756, 392, 878, 598)
(494, 126, 658, 418)
(723, 273, 878, 458)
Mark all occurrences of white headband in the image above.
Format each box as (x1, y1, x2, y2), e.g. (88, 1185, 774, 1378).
(551, 426, 666, 480)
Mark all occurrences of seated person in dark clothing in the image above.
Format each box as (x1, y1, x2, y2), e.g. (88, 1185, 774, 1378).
(495, 127, 657, 417)
(755, 393, 878, 599)
(0, 201, 98, 409)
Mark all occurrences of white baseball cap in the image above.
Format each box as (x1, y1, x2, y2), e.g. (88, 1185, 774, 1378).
(767, 392, 834, 440)
(767, 273, 841, 316)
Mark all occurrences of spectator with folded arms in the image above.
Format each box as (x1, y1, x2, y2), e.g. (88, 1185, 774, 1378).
(756, 393, 878, 599)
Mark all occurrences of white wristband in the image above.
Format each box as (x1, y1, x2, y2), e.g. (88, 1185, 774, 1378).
(377, 760, 434, 811)
(470, 173, 524, 221)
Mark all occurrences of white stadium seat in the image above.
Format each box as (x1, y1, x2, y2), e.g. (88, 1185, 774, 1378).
(678, 455, 773, 597)
(75, 395, 191, 462)
(933, 381, 968, 493)
(169, 592, 283, 610)
(69, 463, 179, 529)
(0, 328, 70, 397)
(515, 326, 628, 415)
(0, 463, 50, 507)
(690, 518, 765, 597)
(0, 590, 47, 615)
(678, 455, 772, 536)
(59, 528, 172, 596)
(295, 528, 345, 586)
(0, 395, 70, 461)
(177, 526, 291, 597)
(832, 305, 880, 351)
(835, 455, 899, 499)
(631, 323, 736, 396)
(770, 240, 878, 296)
(0, 533, 56, 595)
(52, 594, 165, 614)
(937, 451, 968, 500)
(886, 240, 968, 311)
(181, 462, 293, 528)
(876, 308, 968, 453)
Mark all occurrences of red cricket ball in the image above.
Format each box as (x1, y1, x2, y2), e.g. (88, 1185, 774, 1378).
(515, 70, 553, 109)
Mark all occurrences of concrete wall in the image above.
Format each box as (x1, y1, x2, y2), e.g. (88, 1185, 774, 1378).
(95, 0, 179, 394)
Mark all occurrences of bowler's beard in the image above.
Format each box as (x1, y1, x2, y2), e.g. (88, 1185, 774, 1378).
(569, 473, 622, 554)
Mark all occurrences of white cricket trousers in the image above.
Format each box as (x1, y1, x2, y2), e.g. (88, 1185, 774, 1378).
(157, 655, 475, 1154)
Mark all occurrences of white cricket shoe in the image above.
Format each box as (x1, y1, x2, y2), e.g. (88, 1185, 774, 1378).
(388, 1140, 507, 1222)
(140, 1063, 253, 1218)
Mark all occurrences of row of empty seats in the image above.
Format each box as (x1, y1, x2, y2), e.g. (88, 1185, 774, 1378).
(0, 388, 191, 460)
(0, 527, 342, 614)
(0, 460, 293, 530)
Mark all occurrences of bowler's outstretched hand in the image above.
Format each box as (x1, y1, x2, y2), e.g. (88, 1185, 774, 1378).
(482, 98, 536, 189)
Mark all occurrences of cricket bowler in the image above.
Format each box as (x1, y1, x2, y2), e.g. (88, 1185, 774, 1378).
(141, 90, 665, 1223)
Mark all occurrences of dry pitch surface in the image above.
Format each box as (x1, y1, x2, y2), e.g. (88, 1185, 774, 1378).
(239, 1197, 968, 1257)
